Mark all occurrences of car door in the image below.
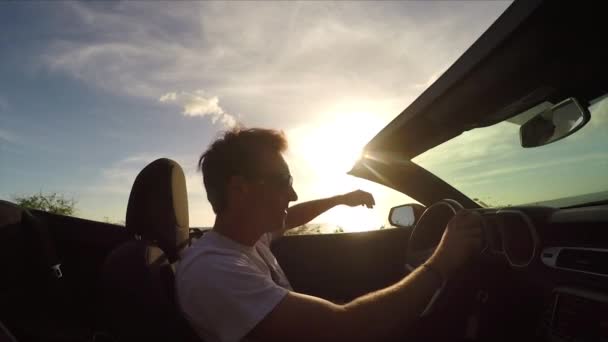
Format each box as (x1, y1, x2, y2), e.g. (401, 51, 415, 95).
(272, 226, 413, 303)
(0, 201, 130, 341)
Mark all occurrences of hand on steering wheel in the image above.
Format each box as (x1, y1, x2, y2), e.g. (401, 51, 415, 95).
(426, 210, 484, 280)
(406, 199, 488, 332)
(405, 200, 484, 317)
(406, 200, 484, 280)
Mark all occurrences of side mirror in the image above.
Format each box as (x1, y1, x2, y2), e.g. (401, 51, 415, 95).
(520, 97, 590, 148)
(389, 203, 425, 228)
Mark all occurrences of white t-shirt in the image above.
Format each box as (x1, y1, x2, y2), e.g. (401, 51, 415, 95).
(176, 230, 292, 342)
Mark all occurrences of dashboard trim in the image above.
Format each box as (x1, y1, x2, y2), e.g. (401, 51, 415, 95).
(496, 209, 539, 268)
(550, 205, 608, 223)
(541, 246, 608, 278)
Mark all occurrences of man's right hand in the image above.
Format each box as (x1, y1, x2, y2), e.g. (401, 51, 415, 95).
(427, 210, 483, 280)
(249, 209, 484, 342)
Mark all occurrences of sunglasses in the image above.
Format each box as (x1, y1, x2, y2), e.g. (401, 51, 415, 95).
(254, 173, 293, 189)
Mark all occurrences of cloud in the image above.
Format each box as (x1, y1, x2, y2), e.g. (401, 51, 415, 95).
(0, 128, 19, 145)
(159, 90, 237, 127)
(39, 1, 511, 129)
(588, 94, 608, 127)
(412, 121, 519, 173)
(412, 68, 448, 90)
(453, 152, 608, 187)
(0, 96, 8, 112)
(82, 153, 215, 226)
(158, 92, 177, 102)
(84, 153, 174, 195)
(26, 1, 512, 228)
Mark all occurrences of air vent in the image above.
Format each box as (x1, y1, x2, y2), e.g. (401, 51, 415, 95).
(555, 248, 608, 276)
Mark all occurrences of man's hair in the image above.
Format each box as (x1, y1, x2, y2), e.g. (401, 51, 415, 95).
(198, 127, 288, 214)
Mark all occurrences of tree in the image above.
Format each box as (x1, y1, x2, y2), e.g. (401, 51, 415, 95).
(284, 223, 323, 236)
(379, 225, 395, 230)
(103, 216, 126, 226)
(12, 192, 77, 216)
(284, 223, 345, 236)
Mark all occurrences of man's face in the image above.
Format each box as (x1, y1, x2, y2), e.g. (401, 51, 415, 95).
(246, 150, 298, 232)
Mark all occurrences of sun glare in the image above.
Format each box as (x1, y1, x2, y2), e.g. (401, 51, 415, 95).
(287, 111, 394, 232)
(289, 112, 385, 174)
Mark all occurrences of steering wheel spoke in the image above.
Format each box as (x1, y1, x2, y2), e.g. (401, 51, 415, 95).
(405, 199, 465, 317)
(406, 247, 436, 268)
(406, 199, 463, 268)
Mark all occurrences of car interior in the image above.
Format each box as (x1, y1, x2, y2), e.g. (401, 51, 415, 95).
(1, 1, 607, 341)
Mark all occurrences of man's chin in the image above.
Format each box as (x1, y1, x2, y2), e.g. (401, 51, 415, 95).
(268, 218, 286, 233)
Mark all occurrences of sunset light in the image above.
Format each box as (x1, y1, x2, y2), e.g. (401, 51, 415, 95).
(0, 1, 510, 231)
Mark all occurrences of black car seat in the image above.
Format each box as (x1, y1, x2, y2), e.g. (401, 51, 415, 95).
(0, 200, 92, 341)
(0, 319, 18, 342)
(99, 158, 199, 342)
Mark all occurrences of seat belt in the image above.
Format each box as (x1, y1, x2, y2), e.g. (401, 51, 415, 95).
(149, 239, 192, 267)
(19, 210, 91, 341)
(0, 320, 18, 342)
(21, 210, 63, 281)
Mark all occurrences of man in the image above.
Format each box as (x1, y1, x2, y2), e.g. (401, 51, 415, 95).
(176, 127, 482, 342)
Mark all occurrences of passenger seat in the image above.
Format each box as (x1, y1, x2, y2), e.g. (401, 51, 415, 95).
(99, 158, 199, 341)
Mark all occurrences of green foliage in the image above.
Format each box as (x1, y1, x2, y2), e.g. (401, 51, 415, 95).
(12, 192, 77, 216)
(285, 223, 322, 236)
(103, 216, 125, 226)
(285, 224, 345, 235)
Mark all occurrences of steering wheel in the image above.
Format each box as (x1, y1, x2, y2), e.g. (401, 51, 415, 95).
(405, 199, 464, 271)
(405, 198, 491, 322)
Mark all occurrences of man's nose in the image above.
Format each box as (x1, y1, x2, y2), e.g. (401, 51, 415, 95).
(288, 185, 298, 202)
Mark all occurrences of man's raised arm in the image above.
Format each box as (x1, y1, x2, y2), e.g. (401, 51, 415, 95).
(283, 190, 375, 230)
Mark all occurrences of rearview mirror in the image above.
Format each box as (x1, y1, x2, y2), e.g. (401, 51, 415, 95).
(389, 203, 425, 228)
(520, 97, 590, 148)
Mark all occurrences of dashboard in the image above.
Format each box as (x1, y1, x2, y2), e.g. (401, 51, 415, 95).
(410, 202, 608, 341)
(478, 205, 608, 275)
(481, 208, 540, 268)
(476, 205, 608, 342)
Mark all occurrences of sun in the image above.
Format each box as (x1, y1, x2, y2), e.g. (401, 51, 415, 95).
(286, 111, 390, 232)
(289, 112, 385, 175)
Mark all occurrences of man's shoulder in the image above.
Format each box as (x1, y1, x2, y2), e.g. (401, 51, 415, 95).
(178, 234, 245, 274)
(176, 233, 289, 342)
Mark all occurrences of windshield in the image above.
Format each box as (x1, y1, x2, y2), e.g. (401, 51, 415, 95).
(412, 94, 608, 208)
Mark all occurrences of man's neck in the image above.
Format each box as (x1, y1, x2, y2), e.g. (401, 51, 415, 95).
(213, 214, 263, 247)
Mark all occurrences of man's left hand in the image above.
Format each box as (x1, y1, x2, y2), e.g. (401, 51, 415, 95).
(338, 190, 375, 208)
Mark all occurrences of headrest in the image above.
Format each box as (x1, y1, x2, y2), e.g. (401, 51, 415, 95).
(126, 158, 189, 263)
(0, 200, 23, 229)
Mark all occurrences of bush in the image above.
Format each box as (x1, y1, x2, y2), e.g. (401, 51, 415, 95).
(285, 223, 344, 235)
(12, 192, 77, 216)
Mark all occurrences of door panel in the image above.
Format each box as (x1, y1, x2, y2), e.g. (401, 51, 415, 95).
(0, 203, 131, 341)
(37, 210, 131, 323)
(272, 227, 413, 302)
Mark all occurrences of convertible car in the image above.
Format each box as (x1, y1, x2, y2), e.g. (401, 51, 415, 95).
(1, 0, 607, 341)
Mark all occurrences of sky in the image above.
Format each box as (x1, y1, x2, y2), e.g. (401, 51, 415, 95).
(413, 96, 608, 208)
(0, 1, 512, 232)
